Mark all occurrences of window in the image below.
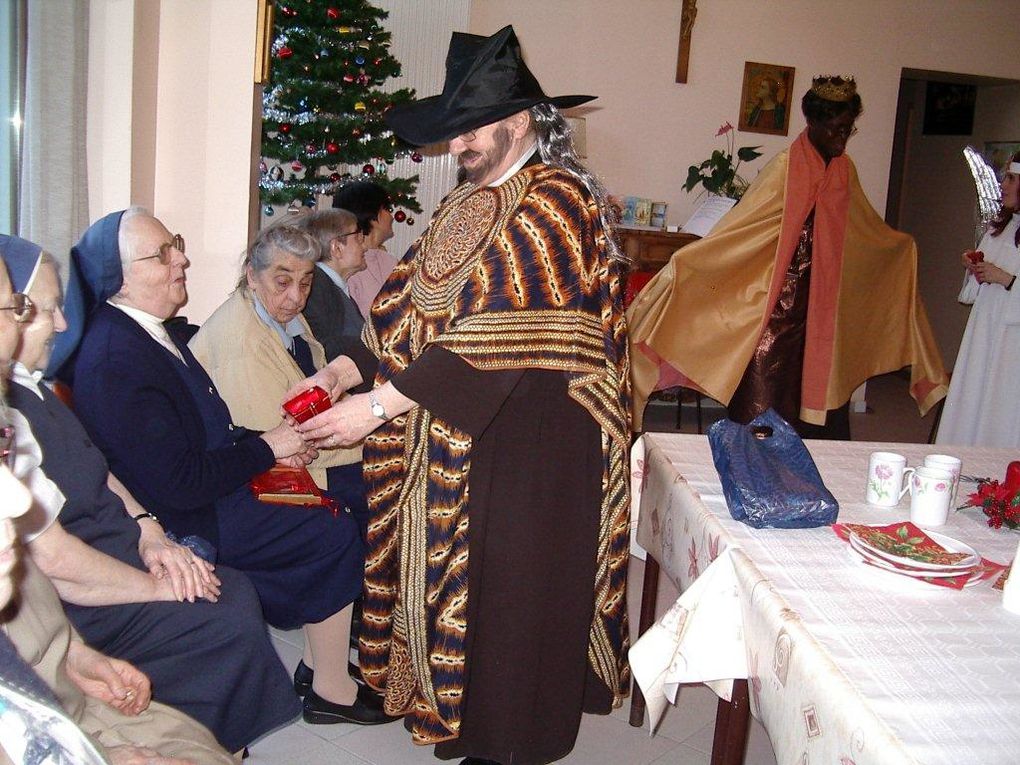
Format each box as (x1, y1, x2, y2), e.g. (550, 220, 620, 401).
(0, 0, 22, 234)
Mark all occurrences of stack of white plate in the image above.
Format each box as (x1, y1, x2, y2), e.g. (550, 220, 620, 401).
(847, 530, 983, 587)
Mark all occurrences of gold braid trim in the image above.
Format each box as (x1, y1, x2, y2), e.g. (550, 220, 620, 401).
(395, 405, 441, 714)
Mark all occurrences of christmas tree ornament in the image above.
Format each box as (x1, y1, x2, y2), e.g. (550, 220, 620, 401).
(264, 205, 275, 216)
(259, 160, 268, 174)
(319, 49, 329, 57)
(269, 165, 284, 181)
(411, 151, 423, 163)
(357, 74, 370, 86)
(326, 7, 340, 19)
(326, 141, 339, 154)
(305, 142, 318, 154)
(279, 5, 297, 17)
(343, 74, 355, 83)
(279, 123, 292, 134)
(291, 160, 305, 172)
(355, 55, 366, 66)
(406, 217, 414, 225)
(362, 164, 375, 175)
(287, 201, 301, 213)
(329, 172, 342, 183)
(338, 26, 353, 33)
(351, 127, 362, 137)
(394, 210, 406, 223)
(354, 101, 367, 112)
(278, 46, 294, 59)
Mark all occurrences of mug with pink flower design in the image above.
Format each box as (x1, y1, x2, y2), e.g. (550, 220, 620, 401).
(866, 452, 913, 507)
(908, 466, 955, 527)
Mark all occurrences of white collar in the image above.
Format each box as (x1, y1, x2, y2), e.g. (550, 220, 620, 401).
(488, 142, 539, 187)
(108, 300, 186, 364)
(316, 261, 350, 295)
(11, 362, 45, 399)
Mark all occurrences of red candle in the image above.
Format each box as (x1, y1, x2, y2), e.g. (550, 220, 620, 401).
(1005, 461, 1020, 492)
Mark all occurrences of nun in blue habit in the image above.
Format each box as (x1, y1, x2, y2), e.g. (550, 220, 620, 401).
(67, 210, 388, 726)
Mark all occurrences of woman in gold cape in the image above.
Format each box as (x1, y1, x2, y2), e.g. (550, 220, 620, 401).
(628, 128, 947, 431)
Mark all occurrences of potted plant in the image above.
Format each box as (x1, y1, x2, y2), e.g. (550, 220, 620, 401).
(683, 122, 763, 201)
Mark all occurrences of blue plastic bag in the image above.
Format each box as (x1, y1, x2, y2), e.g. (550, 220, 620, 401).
(707, 409, 839, 529)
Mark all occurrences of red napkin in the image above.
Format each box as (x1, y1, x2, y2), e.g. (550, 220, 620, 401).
(832, 521, 1006, 590)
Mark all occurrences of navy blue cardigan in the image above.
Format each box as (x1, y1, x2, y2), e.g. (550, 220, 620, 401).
(73, 304, 275, 546)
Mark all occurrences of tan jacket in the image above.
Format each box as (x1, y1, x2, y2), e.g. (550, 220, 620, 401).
(189, 289, 361, 490)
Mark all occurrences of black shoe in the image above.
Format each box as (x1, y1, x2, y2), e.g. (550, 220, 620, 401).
(295, 660, 367, 695)
(302, 688, 398, 725)
(293, 660, 313, 696)
(459, 759, 502, 765)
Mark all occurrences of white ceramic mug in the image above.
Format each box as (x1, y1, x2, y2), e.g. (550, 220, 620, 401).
(866, 452, 914, 507)
(909, 466, 955, 527)
(924, 454, 962, 506)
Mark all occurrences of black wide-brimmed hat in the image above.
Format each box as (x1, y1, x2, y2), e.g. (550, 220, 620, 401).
(384, 25, 596, 146)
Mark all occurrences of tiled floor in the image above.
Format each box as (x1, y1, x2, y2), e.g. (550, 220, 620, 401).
(250, 372, 923, 764)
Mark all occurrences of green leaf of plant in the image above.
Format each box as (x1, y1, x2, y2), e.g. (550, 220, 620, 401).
(737, 146, 763, 161)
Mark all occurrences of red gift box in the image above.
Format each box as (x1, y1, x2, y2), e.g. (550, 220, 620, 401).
(283, 386, 332, 423)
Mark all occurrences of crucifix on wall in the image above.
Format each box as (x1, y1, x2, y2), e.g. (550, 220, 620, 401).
(676, 0, 697, 83)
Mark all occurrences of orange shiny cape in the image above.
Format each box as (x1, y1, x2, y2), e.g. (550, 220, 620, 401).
(627, 130, 948, 429)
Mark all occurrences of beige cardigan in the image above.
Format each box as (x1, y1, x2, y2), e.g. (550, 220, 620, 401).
(189, 288, 361, 490)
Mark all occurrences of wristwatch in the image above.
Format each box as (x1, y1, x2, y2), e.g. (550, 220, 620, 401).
(369, 392, 390, 421)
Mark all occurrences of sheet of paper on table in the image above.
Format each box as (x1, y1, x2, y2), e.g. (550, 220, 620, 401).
(680, 194, 737, 237)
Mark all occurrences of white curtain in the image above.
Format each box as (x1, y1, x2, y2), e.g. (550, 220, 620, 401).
(18, 0, 89, 261)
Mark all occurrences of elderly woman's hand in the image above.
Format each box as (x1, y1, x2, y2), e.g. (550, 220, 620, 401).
(137, 519, 220, 603)
(65, 639, 152, 716)
(260, 421, 309, 459)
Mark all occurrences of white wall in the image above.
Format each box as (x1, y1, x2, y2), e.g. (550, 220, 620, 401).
(470, 0, 1020, 228)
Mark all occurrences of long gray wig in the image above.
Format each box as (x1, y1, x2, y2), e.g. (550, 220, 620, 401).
(530, 103, 625, 264)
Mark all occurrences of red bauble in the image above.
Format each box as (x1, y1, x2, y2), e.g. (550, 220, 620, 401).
(277, 46, 293, 59)
(357, 74, 370, 86)
(406, 217, 415, 226)
(279, 5, 297, 17)
(374, 57, 383, 65)
(326, 142, 339, 154)
(329, 172, 342, 183)
(326, 7, 340, 19)
(362, 164, 375, 175)
(305, 143, 318, 154)
(291, 160, 304, 172)
(278, 123, 292, 134)
(343, 74, 355, 83)
(394, 210, 406, 223)
(410, 152, 423, 163)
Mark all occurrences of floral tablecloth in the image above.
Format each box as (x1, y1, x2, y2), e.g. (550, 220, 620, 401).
(629, 433, 1020, 765)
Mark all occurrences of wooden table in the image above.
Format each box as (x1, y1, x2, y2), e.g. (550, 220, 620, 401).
(628, 433, 1020, 765)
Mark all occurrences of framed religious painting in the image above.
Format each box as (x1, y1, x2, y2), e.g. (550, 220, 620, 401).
(738, 62, 795, 136)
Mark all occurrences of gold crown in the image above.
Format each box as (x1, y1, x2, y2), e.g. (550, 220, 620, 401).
(811, 75, 857, 103)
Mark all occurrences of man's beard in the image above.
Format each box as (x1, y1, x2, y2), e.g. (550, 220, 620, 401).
(458, 125, 513, 184)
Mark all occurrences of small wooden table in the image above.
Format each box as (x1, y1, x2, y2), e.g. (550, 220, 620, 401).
(618, 227, 699, 272)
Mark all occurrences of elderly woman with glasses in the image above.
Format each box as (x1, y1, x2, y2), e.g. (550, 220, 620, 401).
(1, 235, 304, 755)
(300, 208, 372, 362)
(69, 208, 390, 727)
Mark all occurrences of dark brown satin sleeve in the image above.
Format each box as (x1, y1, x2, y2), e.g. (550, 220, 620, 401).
(344, 339, 379, 393)
(391, 346, 524, 439)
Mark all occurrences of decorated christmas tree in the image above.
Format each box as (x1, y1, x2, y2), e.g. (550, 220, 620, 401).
(260, 0, 422, 222)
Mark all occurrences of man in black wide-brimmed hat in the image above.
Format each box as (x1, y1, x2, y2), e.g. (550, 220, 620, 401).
(287, 24, 632, 765)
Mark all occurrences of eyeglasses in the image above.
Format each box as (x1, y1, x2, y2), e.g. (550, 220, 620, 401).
(135, 233, 186, 265)
(0, 293, 35, 323)
(0, 425, 14, 469)
(331, 230, 361, 245)
(821, 124, 858, 140)
(455, 129, 477, 143)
